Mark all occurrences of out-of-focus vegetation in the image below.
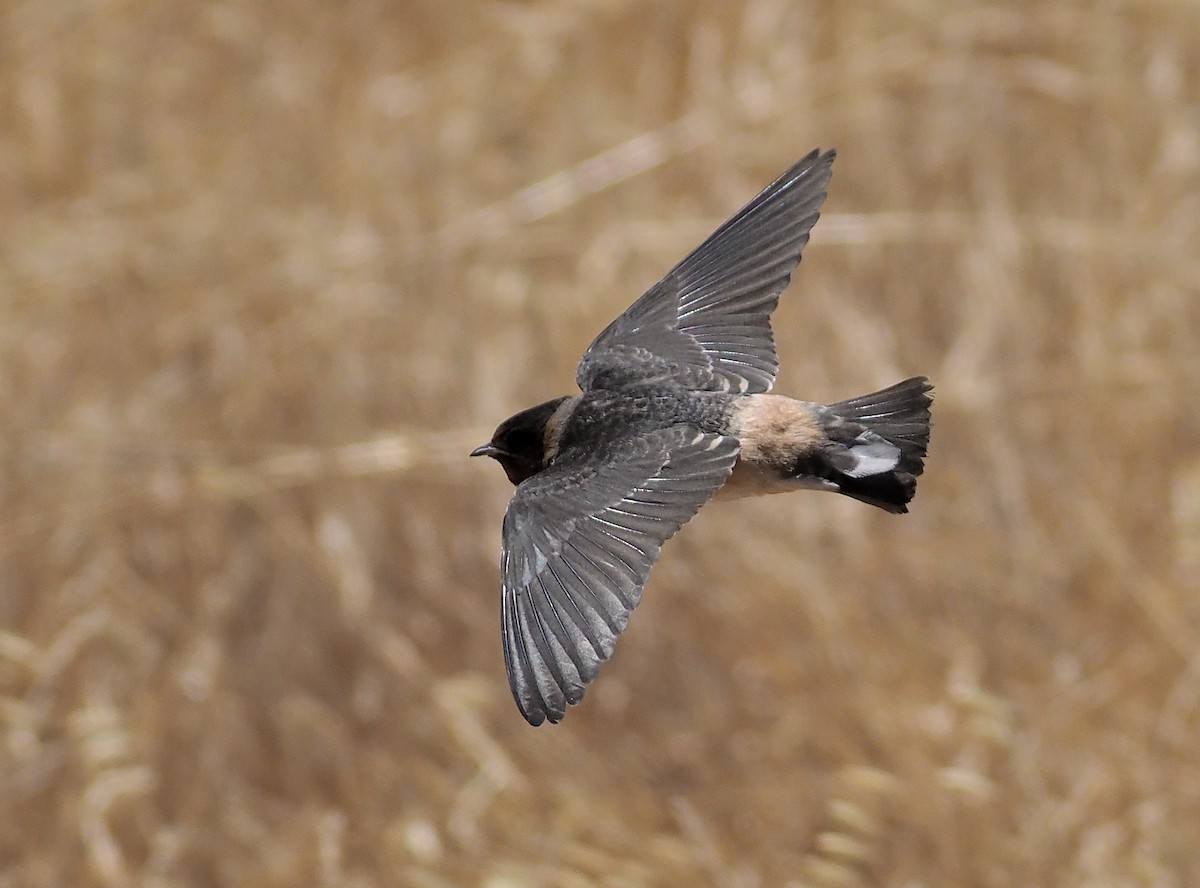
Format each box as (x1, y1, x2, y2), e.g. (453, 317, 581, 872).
(2, 1, 1198, 885)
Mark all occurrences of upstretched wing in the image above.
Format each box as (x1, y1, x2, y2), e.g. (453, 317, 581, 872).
(499, 426, 739, 725)
(576, 149, 835, 395)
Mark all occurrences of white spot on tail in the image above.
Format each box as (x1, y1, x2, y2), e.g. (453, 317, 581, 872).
(843, 440, 900, 478)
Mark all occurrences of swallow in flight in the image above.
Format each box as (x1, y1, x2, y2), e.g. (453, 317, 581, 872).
(472, 149, 932, 725)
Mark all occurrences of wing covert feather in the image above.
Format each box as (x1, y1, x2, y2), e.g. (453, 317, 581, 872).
(499, 427, 739, 724)
(577, 149, 835, 394)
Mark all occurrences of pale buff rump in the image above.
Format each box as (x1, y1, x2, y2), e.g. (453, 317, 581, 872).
(722, 394, 830, 497)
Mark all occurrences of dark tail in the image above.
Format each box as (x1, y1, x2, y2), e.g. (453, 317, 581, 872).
(804, 377, 933, 514)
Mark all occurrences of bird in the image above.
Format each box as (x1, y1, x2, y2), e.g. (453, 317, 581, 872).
(471, 149, 932, 725)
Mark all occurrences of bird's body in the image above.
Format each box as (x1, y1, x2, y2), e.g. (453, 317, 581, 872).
(472, 149, 933, 725)
(524, 381, 930, 508)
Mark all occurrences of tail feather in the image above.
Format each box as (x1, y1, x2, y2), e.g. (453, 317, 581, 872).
(807, 377, 933, 513)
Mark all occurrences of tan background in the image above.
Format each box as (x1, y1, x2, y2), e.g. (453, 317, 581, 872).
(3, 1, 1199, 885)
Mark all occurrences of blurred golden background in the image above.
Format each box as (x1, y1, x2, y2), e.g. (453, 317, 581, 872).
(2, 1, 1199, 885)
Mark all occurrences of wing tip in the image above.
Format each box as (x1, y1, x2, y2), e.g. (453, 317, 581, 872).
(787, 146, 836, 194)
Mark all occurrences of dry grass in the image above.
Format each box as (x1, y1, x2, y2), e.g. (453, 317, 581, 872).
(2, 1, 1199, 885)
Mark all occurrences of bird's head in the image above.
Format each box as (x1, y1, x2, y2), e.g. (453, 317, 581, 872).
(471, 396, 571, 486)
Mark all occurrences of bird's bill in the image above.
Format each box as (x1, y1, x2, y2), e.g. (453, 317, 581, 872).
(470, 443, 502, 459)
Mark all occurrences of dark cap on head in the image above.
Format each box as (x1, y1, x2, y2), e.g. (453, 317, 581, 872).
(471, 396, 570, 485)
